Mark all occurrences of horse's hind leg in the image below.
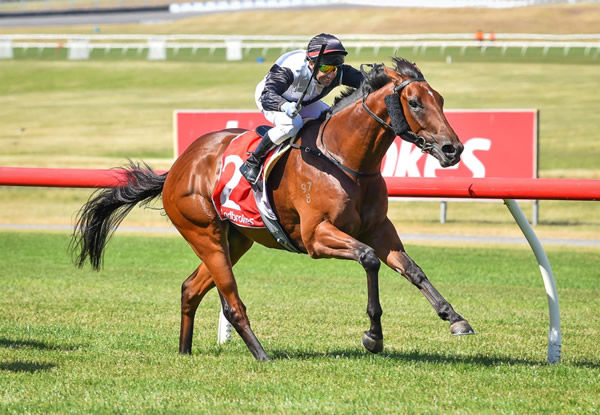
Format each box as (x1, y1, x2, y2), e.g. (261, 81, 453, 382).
(179, 224, 269, 360)
(366, 219, 474, 336)
(179, 227, 254, 355)
(180, 264, 214, 354)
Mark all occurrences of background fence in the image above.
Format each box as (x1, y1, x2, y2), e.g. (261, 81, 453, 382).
(1, 33, 599, 60)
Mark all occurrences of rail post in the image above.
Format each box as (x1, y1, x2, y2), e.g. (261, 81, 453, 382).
(504, 198, 561, 363)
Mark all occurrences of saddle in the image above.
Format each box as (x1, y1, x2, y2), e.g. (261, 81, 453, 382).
(211, 127, 301, 253)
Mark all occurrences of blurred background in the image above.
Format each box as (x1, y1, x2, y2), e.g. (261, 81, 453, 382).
(1, 0, 599, 242)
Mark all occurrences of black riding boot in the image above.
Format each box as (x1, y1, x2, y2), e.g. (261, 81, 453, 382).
(239, 134, 277, 184)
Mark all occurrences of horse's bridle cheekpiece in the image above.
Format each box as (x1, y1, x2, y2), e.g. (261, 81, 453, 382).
(360, 64, 433, 154)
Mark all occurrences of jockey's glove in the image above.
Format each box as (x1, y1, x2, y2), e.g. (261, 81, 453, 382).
(281, 101, 299, 118)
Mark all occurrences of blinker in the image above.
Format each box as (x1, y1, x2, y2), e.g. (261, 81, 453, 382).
(361, 75, 432, 152)
(384, 93, 409, 136)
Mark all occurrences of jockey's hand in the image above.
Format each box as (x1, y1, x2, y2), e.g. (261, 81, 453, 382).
(281, 101, 299, 118)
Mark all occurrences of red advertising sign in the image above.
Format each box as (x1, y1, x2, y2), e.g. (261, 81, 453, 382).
(174, 109, 538, 179)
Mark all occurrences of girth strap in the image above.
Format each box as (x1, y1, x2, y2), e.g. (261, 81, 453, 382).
(260, 212, 303, 254)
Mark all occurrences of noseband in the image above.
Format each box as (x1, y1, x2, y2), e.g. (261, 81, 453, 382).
(361, 77, 434, 153)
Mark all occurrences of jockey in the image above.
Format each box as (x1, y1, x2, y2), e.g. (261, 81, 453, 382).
(239, 33, 364, 184)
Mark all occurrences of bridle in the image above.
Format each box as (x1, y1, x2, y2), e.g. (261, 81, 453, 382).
(361, 76, 434, 154)
(290, 67, 435, 178)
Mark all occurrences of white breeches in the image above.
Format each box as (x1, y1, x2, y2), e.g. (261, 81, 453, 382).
(260, 101, 330, 145)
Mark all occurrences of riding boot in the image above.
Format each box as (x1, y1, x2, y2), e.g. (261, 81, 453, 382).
(239, 134, 277, 184)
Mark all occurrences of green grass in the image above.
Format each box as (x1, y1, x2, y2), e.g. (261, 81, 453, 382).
(1, 231, 599, 413)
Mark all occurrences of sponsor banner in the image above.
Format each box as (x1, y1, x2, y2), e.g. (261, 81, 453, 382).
(174, 109, 538, 179)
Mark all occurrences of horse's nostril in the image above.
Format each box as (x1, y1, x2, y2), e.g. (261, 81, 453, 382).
(442, 145, 457, 156)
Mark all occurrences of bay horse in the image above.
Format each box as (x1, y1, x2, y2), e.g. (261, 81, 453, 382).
(71, 58, 473, 361)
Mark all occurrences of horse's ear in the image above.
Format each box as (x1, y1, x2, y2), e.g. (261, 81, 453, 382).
(360, 63, 385, 76)
(360, 63, 375, 76)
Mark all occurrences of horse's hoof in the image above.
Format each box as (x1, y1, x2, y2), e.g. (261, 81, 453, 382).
(450, 320, 475, 336)
(254, 351, 272, 361)
(361, 331, 383, 354)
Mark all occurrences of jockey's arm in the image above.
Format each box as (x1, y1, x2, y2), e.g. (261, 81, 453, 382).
(340, 64, 364, 89)
(260, 64, 294, 112)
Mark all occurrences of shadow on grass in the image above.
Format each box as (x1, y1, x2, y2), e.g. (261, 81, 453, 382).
(268, 348, 600, 369)
(0, 361, 56, 373)
(0, 337, 83, 352)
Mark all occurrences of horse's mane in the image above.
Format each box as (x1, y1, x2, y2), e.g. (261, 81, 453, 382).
(331, 57, 423, 114)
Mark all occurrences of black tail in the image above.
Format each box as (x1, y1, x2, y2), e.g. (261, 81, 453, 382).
(70, 161, 168, 270)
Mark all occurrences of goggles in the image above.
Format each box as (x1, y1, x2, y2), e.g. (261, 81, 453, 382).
(318, 64, 340, 74)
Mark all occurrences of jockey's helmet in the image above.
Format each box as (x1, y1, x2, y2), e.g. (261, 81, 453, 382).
(306, 33, 347, 66)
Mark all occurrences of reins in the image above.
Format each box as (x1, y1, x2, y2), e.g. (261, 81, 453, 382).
(290, 119, 380, 178)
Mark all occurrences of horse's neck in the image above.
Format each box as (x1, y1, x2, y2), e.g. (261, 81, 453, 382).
(323, 91, 395, 176)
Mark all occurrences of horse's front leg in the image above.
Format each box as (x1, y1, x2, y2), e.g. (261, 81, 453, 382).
(304, 220, 383, 353)
(365, 218, 474, 336)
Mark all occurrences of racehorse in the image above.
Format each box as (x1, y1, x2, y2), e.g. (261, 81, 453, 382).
(71, 58, 473, 361)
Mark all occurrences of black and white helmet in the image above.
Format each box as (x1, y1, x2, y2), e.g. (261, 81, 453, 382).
(306, 33, 347, 66)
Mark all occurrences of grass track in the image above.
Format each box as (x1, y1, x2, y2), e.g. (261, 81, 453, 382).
(1, 232, 599, 413)
(1, 5, 600, 413)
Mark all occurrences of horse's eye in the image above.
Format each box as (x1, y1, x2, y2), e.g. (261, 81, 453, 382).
(408, 99, 420, 109)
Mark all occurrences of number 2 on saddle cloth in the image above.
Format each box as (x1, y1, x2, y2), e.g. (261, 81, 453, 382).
(211, 128, 301, 254)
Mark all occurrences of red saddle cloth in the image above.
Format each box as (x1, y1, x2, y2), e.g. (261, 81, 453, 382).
(211, 131, 275, 228)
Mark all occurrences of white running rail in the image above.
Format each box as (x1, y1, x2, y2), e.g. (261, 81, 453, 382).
(1, 33, 599, 60)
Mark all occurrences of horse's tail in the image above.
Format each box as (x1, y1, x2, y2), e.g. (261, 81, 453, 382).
(70, 161, 168, 270)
